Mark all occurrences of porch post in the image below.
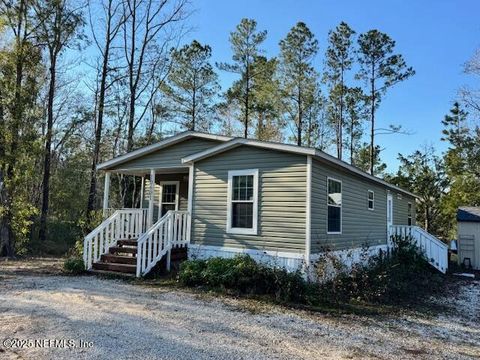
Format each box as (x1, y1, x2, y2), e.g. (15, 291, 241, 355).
(103, 171, 111, 217)
(140, 176, 145, 208)
(187, 164, 194, 242)
(148, 169, 155, 227)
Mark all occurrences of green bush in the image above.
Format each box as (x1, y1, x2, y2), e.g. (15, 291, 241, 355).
(178, 255, 306, 303)
(315, 236, 444, 305)
(63, 257, 85, 275)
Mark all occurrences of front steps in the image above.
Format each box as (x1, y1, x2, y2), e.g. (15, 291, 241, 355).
(90, 238, 188, 276)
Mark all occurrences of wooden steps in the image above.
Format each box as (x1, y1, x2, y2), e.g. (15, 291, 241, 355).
(90, 237, 188, 276)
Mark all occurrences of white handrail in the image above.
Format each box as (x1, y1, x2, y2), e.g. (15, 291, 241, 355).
(136, 210, 190, 277)
(389, 225, 448, 274)
(83, 208, 148, 270)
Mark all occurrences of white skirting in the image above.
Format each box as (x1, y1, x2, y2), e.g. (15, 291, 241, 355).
(188, 243, 389, 276)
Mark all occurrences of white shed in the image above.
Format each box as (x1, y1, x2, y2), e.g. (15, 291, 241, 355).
(457, 207, 480, 270)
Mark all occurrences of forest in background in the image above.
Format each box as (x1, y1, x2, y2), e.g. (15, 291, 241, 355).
(0, 0, 478, 257)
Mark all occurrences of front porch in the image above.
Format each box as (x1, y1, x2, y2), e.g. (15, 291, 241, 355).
(84, 166, 193, 277)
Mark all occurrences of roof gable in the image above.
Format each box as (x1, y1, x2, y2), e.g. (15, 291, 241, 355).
(97, 131, 231, 171)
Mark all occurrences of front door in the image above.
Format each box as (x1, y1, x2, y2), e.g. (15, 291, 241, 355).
(387, 193, 393, 232)
(159, 181, 179, 219)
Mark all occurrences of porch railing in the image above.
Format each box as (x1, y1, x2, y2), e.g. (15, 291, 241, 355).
(389, 225, 448, 274)
(84, 209, 148, 270)
(136, 210, 190, 277)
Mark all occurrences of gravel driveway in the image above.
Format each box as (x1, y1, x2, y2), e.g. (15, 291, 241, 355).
(0, 258, 479, 359)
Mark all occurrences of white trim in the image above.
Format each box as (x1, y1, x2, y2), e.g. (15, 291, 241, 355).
(181, 137, 417, 199)
(368, 189, 375, 211)
(140, 176, 145, 208)
(159, 181, 180, 218)
(327, 177, 342, 235)
(226, 169, 259, 235)
(97, 131, 231, 171)
(387, 193, 394, 233)
(148, 169, 155, 227)
(188, 164, 194, 242)
(102, 172, 111, 217)
(407, 201, 412, 226)
(305, 156, 312, 264)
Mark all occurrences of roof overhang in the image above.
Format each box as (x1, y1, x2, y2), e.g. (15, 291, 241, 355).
(97, 131, 231, 171)
(182, 138, 419, 199)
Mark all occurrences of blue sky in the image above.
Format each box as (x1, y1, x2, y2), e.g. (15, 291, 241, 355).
(181, 0, 480, 172)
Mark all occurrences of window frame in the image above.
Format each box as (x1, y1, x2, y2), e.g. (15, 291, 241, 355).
(367, 190, 375, 211)
(407, 202, 412, 226)
(226, 169, 259, 235)
(159, 181, 179, 217)
(326, 177, 342, 235)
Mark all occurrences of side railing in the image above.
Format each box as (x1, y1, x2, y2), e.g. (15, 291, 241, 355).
(136, 210, 190, 277)
(84, 209, 148, 270)
(389, 225, 448, 274)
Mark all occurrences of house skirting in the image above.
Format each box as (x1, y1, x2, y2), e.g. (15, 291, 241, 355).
(188, 244, 306, 272)
(188, 243, 389, 276)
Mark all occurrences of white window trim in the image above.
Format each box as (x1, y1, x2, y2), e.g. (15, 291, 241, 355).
(326, 177, 342, 235)
(159, 181, 179, 217)
(368, 190, 375, 211)
(226, 169, 259, 235)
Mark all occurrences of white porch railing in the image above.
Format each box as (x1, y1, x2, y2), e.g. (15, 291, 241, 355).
(136, 210, 190, 277)
(389, 225, 448, 274)
(83, 209, 148, 270)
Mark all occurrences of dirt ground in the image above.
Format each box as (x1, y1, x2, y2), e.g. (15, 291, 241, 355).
(0, 258, 479, 360)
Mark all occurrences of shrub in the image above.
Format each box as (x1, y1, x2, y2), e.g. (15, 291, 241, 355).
(178, 255, 307, 303)
(63, 257, 85, 275)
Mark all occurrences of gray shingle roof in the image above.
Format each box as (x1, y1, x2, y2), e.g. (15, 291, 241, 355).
(457, 207, 480, 222)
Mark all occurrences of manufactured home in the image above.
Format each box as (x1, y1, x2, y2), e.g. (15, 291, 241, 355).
(83, 131, 448, 276)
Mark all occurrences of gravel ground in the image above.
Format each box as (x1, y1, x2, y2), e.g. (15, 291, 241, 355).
(0, 258, 479, 360)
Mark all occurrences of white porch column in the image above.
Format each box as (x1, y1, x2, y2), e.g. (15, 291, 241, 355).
(140, 176, 145, 208)
(148, 169, 155, 227)
(187, 164, 194, 242)
(103, 171, 111, 217)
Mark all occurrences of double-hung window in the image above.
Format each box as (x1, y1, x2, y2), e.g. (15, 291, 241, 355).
(368, 190, 375, 210)
(408, 202, 412, 226)
(327, 178, 342, 234)
(227, 169, 258, 235)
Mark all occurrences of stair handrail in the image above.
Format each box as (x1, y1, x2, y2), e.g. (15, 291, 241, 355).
(389, 225, 448, 274)
(84, 209, 147, 270)
(136, 210, 190, 277)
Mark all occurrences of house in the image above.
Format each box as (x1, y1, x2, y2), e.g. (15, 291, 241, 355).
(457, 207, 480, 270)
(83, 131, 448, 277)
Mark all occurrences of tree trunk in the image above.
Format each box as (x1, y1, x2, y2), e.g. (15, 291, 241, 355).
(297, 86, 302, 146)
(244, 64, 249, 139)
(39, 56, 57, 242)
(87, 13, 112, 219)
(369, 64, 375, 175)
(350, 117, 354, 165)
(338, 73, 344, 160)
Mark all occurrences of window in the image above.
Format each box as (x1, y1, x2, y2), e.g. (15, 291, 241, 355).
(327, 178, 342, 234)
(227, 169, 258, 235)
(407, 202, 412, 226)
(368, 190, 375, 210)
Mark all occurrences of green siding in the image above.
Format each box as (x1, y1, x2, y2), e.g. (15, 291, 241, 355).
(393, 193, 416, 226)
(192, 146, 307, 253)
(310, 159, 417, 252)
(311, 159, 388, 252)
(111, 138, 220, 170)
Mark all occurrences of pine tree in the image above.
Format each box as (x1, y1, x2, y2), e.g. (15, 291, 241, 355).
(217, 18, 267, 138)
(323, 22, 355, 159)
(162, 40, 220, 131)
(356, 30, 414, 175)
(344, 87, 366, 164)
(278, 22, 318, 146)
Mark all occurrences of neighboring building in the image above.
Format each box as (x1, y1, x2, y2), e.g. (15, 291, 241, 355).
(84, 131, 447, 277)
(457, 207, 480, 270)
